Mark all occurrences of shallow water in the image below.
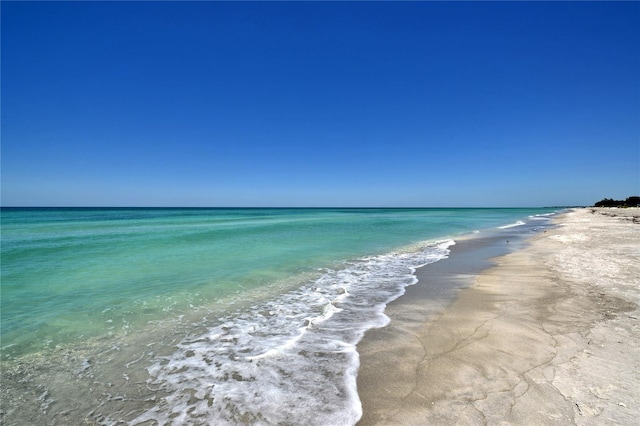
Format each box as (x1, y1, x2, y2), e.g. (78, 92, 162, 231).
(0, 208, 556, 425)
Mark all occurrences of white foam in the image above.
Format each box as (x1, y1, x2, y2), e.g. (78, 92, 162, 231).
(499, 220, 526, 229)
(129, 240, 454, 426)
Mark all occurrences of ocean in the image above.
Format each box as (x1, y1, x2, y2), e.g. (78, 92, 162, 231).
(0, 207, 557, 425)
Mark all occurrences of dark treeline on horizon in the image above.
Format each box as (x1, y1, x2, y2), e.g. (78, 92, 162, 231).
(594, 196, 640, 207)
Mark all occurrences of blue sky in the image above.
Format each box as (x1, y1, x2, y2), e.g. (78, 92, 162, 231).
(2, 1, 638, 207)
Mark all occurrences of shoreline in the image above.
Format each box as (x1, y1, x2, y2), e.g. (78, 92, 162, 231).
(356, 208, 639, 425)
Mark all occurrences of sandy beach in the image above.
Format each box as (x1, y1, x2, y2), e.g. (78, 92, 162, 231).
(357, 208, 639, 425)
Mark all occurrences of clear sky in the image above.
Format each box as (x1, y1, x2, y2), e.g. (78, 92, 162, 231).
(2, 1, 638, 207)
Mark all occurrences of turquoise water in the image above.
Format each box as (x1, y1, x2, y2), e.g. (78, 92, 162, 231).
(0, 207, 556, 425)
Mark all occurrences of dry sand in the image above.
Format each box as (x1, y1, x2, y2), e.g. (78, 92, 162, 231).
(357, 208, 639, 425)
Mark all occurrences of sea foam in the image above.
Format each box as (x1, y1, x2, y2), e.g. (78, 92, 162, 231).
(499, 220, 526, 229)
(129, 240, 454, 426)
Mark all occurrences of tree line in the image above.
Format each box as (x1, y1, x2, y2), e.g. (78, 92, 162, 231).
(594, 196, 640, 207)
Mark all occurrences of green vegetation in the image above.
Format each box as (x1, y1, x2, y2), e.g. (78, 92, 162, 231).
(594, 196, 640, 207)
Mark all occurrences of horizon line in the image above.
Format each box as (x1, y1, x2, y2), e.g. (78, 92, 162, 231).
(0, 205, 576, 209)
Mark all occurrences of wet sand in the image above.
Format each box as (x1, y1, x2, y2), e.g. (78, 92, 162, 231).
(357, 208, 639, 425)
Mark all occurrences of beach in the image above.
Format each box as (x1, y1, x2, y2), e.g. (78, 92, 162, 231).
(357, 208, 640, 425)
(2, 207, 637, 425)
(1, 208, 554, 425)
